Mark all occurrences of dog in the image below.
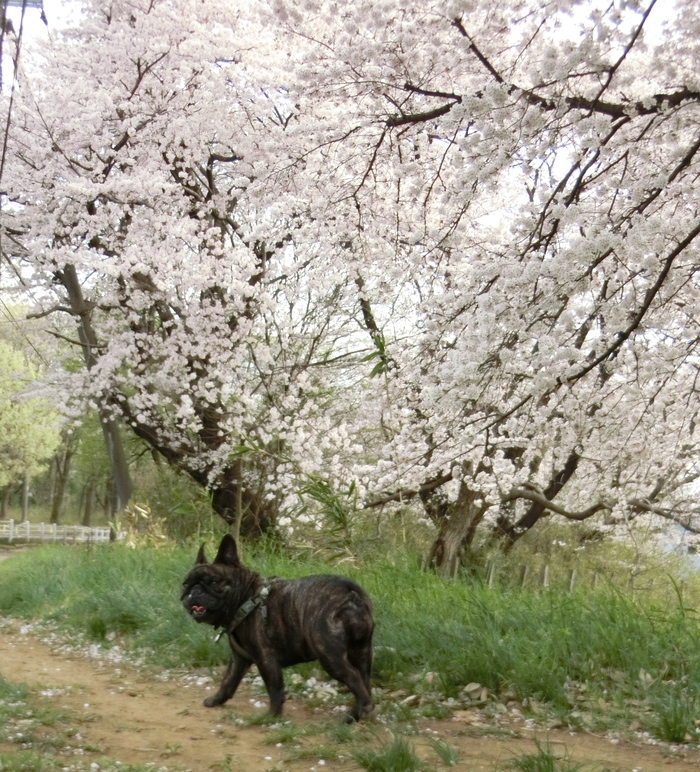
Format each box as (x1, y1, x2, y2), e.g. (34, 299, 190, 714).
(181, 534, 374, 721)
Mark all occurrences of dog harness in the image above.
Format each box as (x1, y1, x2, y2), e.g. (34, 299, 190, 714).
(214, 580, 273, 644)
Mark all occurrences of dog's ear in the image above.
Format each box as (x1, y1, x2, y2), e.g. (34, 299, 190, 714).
(195, 545, 208, 565)
(213, 534, 239, 566)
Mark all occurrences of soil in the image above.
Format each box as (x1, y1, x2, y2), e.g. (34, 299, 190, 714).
(1, 549, 700, 770)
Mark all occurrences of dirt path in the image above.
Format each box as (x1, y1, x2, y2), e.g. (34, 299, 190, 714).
(2, 619, 700, 771)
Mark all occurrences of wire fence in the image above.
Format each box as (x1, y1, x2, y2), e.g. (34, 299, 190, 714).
(480, 558, 696, 602)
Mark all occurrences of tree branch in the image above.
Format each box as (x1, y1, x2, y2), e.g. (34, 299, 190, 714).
(365, 472, 454, 508)
(501, 487, 612, 521)
(27, 304, 80, 319)
(562, 218, 700, 385)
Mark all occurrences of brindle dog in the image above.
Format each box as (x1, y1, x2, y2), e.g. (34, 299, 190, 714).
(181, 534, 374, 721)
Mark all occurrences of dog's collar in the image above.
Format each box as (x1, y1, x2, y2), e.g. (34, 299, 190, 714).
(215, 581, 273, 643)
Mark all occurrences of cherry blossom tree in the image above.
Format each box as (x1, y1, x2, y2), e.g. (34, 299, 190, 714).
(2, 0, 370, 535)
(271, 0, 700, 569)
(4, 0, 700, 567)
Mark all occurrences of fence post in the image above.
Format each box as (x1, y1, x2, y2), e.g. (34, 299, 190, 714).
(52, 523, 57, 542)
(39, 522, 45, 543)
(8, 519, 13, 544)
(539, 564, 549, 588)
(23, 520, 30, 542)
(567, 568, 577, 592)
(518, 564, 528, 587)
(486, 561, 496, 588)
(62, 526, 68, 544)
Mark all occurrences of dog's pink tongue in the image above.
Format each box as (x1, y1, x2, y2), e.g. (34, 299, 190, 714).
(192, 605, 205, 614)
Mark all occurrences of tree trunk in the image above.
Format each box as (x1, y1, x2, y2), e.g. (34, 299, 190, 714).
(50, 445, 74, 525)
(99, 414, 132, 514)
(232, 457, 244, 543)
(20, 475, 29, 522)
(0, 486, 9, 519)
(59, 264, 133, 516)
(424, 482, 488, 575)
(210, 468, 276, 538)
(82, 479, 95, 526)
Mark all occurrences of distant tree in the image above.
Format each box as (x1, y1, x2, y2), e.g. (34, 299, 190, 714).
(48, 429, 75, 525)
(0, 341, 60, 508)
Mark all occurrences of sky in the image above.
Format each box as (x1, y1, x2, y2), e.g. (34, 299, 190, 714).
(5, 0, 74, 45)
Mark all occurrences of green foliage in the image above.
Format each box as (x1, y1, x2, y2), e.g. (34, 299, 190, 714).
(130, 457, 218, 542)
(240, 710, 286, 727)
(0, 675, 29, 734)
(0, 752, 165, 772)
(0, 341, 60, 488)
(353, 735, 425, 772)
(361, 331, 389, 378)
(0, 544, 219, 669)
(298, 476, 357, 545)
(325, 720, 355, 744)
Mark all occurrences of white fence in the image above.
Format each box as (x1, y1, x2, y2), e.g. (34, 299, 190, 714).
(0, 519, 118, 545)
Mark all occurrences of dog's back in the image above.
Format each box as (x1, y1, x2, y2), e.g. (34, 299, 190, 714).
(268, 574, 373, 652)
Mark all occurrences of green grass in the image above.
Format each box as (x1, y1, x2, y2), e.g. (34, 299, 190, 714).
(0, 756, 157, 772)
(1, 542, 700, 741)
(263, 721, 308, 744)
(0, 753, 64, 772)
(0, 676, 67, 748)
(284, 743, 340, 761)
(506, 740, 584, 772)
(648, 683, 700, 743)
(353, 735, 425, 772)
(428, 736, 459, 766)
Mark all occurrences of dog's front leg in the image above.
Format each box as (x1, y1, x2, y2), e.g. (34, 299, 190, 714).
(256, 653, 285, 715)
(204, 653, 251, 707)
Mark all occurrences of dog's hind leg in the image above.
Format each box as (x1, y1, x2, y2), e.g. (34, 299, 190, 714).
(204, 654, 251, 707)
(348, 641, 373, 697)
(317, 651, 373, 722)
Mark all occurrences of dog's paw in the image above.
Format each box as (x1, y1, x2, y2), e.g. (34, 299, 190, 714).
(203, 694, 225, 708)
(343, 704, 374, 723)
